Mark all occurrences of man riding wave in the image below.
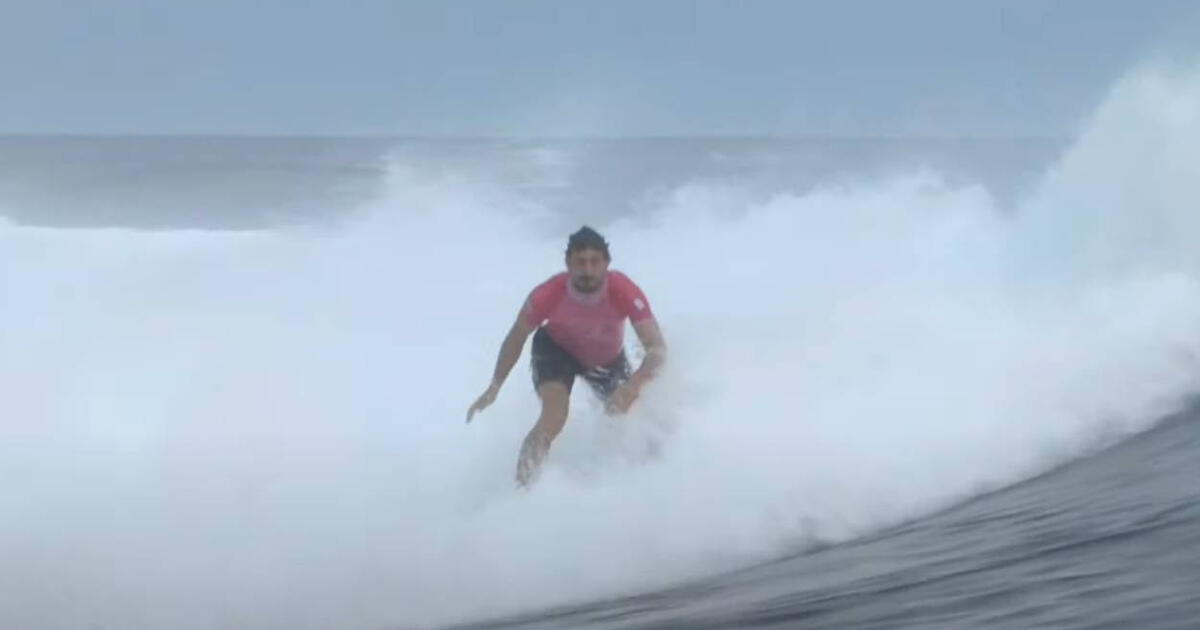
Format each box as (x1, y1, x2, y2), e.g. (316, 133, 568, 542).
(467, 226, 667, 486)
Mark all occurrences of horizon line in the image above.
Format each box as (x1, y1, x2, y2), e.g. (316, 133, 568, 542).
(0, 132, 1072, 142)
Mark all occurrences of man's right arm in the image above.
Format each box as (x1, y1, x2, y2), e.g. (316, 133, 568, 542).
(467, 303, 538, 422)
(489, 311, 537, 390)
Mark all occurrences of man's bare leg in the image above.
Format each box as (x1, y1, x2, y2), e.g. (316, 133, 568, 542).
(516, 381, 570, 487)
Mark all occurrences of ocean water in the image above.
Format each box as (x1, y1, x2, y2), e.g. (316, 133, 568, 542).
(2, 58, 1199, 630)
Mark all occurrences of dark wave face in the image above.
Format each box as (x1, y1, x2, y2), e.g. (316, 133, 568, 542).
(455, 404, 1200, 629)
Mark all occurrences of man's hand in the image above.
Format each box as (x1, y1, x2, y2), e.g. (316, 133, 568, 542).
(606, 380, 641, 414)
(466, 381, 501, 423)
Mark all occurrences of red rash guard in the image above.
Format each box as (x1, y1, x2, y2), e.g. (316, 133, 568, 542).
(522, 270, 654, 369)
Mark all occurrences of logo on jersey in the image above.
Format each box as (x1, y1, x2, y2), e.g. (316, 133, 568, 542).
(633, 298, 645, 311)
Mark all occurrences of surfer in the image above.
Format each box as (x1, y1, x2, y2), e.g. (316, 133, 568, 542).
(466, 226, 667, 486)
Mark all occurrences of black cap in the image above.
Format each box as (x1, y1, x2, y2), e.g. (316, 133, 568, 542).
(566, 225, 610, 259)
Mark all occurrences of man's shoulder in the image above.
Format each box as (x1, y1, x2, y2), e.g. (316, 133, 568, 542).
(606, 270, 654, 321)
(536, 271, 569, 287)
(523, 273, 569, 322)
(530, 272, 569, 298)
(606, 270, 642, 292)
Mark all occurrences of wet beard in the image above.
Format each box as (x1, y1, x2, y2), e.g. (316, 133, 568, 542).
(572, 276, 602, 293)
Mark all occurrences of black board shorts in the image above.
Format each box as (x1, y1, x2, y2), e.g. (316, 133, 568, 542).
(531, 326, 630, 399)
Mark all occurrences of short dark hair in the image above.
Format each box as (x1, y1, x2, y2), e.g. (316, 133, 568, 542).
(566, 225, 610, 259)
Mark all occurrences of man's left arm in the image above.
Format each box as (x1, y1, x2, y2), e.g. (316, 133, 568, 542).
(606, 318, 666, 414)
(629, 318, 667, 390)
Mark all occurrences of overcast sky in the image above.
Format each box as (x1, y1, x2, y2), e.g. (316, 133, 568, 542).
(1, 0, 1196, 136)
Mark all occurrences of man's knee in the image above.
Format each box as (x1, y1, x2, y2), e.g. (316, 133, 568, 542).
(536, 381, 570, 437)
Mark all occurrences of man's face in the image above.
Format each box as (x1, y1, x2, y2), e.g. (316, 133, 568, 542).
(566, 247, 609, 293)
